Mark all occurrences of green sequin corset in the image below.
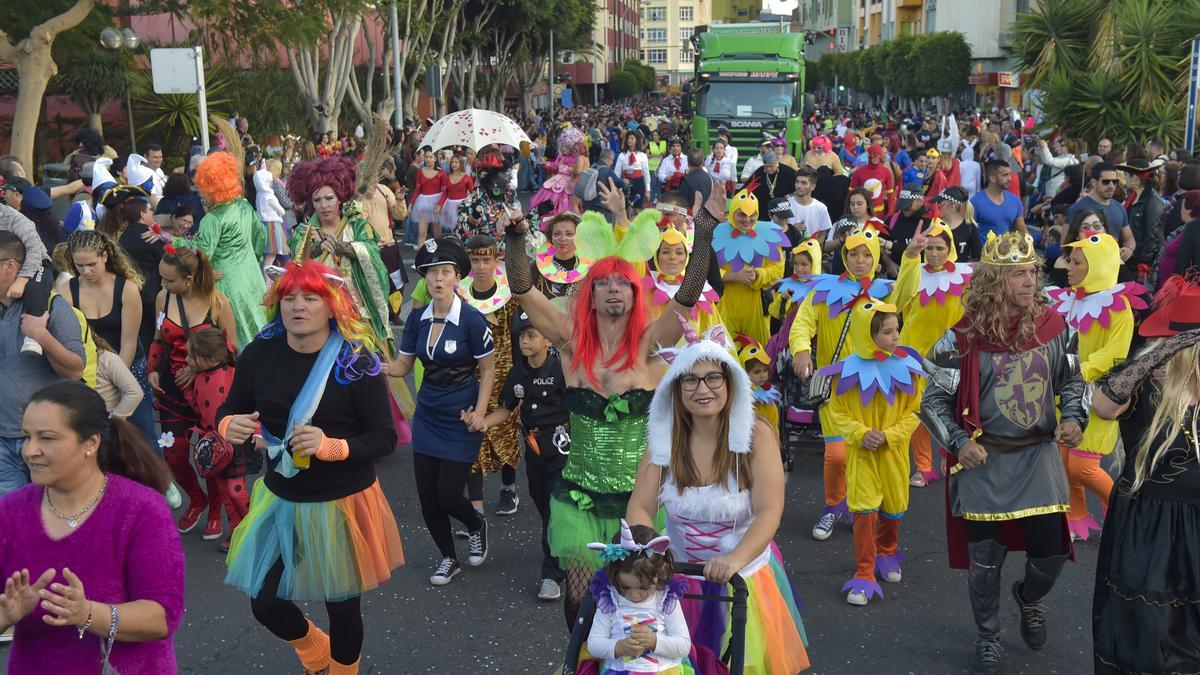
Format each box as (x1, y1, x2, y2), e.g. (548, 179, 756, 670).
(561, 387, 653, 494)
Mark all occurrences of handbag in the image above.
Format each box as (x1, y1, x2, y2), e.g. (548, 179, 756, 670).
(806, 306, 855, 407)
(192, 427, 234, 477)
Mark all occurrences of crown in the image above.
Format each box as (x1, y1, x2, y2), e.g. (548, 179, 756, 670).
(981, 231, 1038, 266)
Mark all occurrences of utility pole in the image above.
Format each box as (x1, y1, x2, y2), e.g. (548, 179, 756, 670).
(390, 1, 403, 129)
(549, 31, 555, 117)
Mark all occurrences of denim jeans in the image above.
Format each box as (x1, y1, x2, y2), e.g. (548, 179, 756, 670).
(0, 437, 29, 497)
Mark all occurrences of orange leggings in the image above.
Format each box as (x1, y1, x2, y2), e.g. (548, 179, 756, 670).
(911, 424, 933, 473)
(1066, 450, 1112, 520)
(852, 512, 900, 579)
(824, 439, 846, 507)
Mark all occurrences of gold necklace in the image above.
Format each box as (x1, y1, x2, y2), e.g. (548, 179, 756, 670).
(45, 474, 109, 529)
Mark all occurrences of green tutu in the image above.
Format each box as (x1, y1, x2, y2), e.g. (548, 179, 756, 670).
(547, 479, 664, 570)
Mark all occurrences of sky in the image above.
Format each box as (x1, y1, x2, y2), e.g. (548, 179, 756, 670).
(763, 0, 799, 13)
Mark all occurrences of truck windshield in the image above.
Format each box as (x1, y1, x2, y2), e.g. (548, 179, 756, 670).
(696, 80, 797, 119)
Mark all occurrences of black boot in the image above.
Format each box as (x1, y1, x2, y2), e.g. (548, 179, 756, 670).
(967, 539, 1008, 674)
(1012, 553, 1068, 651)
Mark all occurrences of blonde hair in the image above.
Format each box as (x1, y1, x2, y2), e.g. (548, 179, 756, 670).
(1130, 343, 1200, 493)
(266, 158, 283, 181)
(668, 359, 753, 493)
(962, 262, 1047, 349)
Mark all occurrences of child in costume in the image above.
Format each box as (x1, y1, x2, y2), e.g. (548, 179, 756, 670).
(897, 214, 973, 487)
(586, 521, 693, 674)
(530, 126, 586, 218)
(820, 299, 925, 605)
(254, 166, 289, 270)
(712, 185, 788, 345)
(643, 223, 722, 335)
(480, 311, 571, 601)
(736, 333, 781, 429)
(460, 235, 523, 516)
(785, 224, 924, 541)
(1047, 232, 1147, 540)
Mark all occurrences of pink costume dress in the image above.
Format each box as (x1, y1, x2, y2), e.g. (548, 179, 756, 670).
(529, 156, 577, 218)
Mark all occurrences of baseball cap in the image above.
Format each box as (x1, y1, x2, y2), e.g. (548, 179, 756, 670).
(767, 197, 793, 220)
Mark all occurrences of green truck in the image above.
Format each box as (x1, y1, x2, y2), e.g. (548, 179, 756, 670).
(685, 22, 807, 176)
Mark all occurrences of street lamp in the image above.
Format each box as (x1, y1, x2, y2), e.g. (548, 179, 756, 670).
(100, 26, 139, 153)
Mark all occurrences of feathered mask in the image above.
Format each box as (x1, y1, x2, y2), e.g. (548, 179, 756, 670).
(576, 208, 660, 264)
(648, 313, 755, 466)
(586, 519, 671, 563)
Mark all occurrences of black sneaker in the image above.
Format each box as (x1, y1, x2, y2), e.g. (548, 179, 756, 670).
(1012, 581, 1048, 650)
(467, 518, 488, 566)
(494, 488, 520, 516)
(429, 557, 460, 586)
(969, 638, 1002, 674)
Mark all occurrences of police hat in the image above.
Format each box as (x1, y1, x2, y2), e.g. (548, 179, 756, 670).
(414, 237, 470, 276)
(767, 197, 793, 220)
(22, 185, 52, 212)
(511, 309, 535, 336)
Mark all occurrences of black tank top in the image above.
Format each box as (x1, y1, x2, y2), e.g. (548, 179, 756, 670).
(69, 275, 127, 350)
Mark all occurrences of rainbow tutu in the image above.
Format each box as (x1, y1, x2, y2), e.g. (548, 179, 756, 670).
(225, 478, 404, 602)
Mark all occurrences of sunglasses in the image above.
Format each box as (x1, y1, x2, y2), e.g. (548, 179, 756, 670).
(1099, 178, 1119, 186)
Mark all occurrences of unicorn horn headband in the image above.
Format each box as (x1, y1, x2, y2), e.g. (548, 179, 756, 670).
(586, 519, 671, 563)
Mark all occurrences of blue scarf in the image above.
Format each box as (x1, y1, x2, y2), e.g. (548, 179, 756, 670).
(261, 332, 345, 478)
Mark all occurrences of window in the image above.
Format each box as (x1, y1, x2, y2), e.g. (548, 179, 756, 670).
(680, 27, 693, 42)
(646, 48, 668, 64)
(647, 6, 666, 21)
(737, 8, 749, 17)
(647, 29, 666, 43)
(680, 48, 694, 62)
(680, 6, 694, 21)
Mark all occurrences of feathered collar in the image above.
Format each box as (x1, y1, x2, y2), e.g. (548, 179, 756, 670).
(589, 569, 689, 615)
(1047, 282, 1148, 333)
(817, 346, 925, 407)
(712, 219, 787, 272)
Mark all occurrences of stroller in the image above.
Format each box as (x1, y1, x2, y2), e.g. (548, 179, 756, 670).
(561, 562, 748, 675)
(765, 306, 824, 472)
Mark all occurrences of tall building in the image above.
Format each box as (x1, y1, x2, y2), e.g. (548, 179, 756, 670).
(795, 0, 857, 59)
(711, 0, 762, 23)
(639, 0, 713, 87)
(925, 0, 1031, 108)
(856, 0, 925, 48)
(559, 0, 643, 104)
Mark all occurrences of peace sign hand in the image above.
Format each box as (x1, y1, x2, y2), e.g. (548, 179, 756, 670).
(39, 567, 91, 629)
(905, 223, 931, 258)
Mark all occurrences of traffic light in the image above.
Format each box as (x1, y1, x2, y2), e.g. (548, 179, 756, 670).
(838, 85, 845, 91)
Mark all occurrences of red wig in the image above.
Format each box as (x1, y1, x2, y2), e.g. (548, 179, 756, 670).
(287, 156, 358, 219)
(263, 260, 379, 354)
(194, 152, 244, 205)
(570, 257, 649, 390)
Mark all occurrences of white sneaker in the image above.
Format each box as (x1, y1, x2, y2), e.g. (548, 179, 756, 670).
(538, 578, 562, 601)
(883, 568, 902, 583)
(846, 589, 869, 606)
(165, 483, 183, 509)
(812, 512, 837, 541)
(20, 337, 42, 356)
(909, 471, 926, 487)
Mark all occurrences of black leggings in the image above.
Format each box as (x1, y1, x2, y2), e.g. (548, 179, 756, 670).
(965, 513, 1069, 558)
(413, 452, 483, 559)
(249, 559, 363, 665)
(466, 464, 517, 502)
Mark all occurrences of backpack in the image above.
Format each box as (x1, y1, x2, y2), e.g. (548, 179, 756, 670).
(48, 291, 98, 389)
(574, 166, 599, 202)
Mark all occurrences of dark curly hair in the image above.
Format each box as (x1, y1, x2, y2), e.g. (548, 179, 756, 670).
(603, 524, 676, 593)
(287, 155, 358, 219)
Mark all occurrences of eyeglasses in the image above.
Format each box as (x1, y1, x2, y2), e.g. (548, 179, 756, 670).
(679, 372, 727, 392)
(1099, 178, 1119, 185)
(593, 277, 632, 290)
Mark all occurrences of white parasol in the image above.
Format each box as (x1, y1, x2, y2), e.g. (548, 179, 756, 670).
(421, 108, 531, 152)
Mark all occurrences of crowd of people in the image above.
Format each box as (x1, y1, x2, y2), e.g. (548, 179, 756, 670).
(0, 93, 1195, 675)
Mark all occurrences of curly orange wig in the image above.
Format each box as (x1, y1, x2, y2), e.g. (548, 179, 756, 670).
(194, 152, 244, 205)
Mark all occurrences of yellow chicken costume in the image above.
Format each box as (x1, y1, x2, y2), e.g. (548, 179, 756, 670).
(898, 218, 974, 486)
(820, 298, 924, 603)
(772, 238, 824, 321)
(786, 224, 920, 525)
(711, 188, 787, 345)
(1047, 232, 1148, 540)
(642, 224, 724, 335)
(735, 334, 780, 429)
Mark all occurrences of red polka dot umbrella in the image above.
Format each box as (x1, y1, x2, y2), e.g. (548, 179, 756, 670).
(422, 108, 531, 152)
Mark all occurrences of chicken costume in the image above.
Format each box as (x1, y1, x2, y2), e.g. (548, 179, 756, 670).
(820, 299, 925, 602)
(643, 223, 722, 336)
(711, 187, 787, 345)
(784, 225, 919, 521)
(899, 217, 974, 486)
(735, 334, 781, 429)
(1047, 233, 1148, 540)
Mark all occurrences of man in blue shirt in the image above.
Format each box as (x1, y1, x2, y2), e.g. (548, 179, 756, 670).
(1065, 162, 1136, 261)
(970, 159, 1026, 244)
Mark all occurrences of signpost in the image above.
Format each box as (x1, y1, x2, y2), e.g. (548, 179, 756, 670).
(150, 47, 209, 153)
(1188, 36, 1200, 153)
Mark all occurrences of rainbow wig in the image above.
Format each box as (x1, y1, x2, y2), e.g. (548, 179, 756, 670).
(260, 261, 381, 381)
(287, 156, 358, 219)
(193, 152, 245, 205)
(570, 256, 648, 390)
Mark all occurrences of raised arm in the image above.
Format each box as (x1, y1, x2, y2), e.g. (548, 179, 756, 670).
(646, 184, 724, 348)
(504, 222, 571, 346)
